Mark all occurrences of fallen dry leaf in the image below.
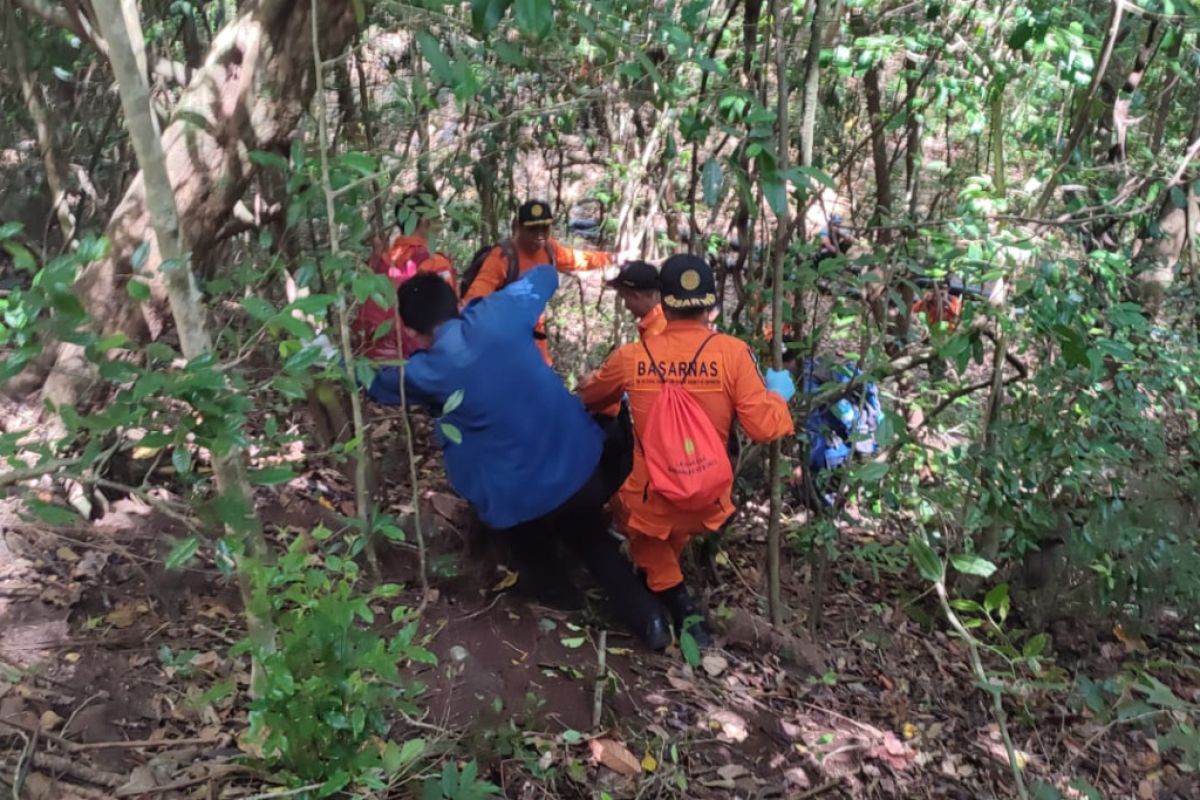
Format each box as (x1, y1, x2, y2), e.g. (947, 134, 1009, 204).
(71, 550, 109, 580)
(785, 767, 812, 789)
(39, 709, 63, 731)
(706, 709, 749, 743)
(717, 764, 748, 781)
(869, 731, 917, 771)
(53, 544, 82, 566)
(106, 603, 140, 628)
(492, 570, 518, 592)
(902, 722, 918, 739)
(190, 651, 220, 672)
(589, 738, 642, 777)
(641, 752, 657, 772)
(701, 654, 728, 677)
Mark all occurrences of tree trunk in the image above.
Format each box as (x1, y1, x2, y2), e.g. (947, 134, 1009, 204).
(798, 0, 825, 169)
(91, 0, 280, 696)
(34, 0, 358, 414)
(4, 0, 77, 245)
(766, 0, 792, 628)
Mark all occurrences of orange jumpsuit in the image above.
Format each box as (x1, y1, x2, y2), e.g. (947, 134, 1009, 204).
(597, 304, 669, 417)
(463, 239, 614, 363)
(382, 234, 456, 287)
(913, 291, 963, 329)
(637, 304, 668, 340)
(581, 319, 795, 590)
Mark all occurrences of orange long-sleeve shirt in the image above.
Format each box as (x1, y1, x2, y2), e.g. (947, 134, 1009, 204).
(463, 238, 614, 364)
(597, 304, 669, 417)
(385, 234, 455, 284)
(581, 319, 794, 538)
(637, 304, 668, 340)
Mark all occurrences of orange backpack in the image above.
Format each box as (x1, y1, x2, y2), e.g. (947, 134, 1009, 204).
(639, 335, 733, 511)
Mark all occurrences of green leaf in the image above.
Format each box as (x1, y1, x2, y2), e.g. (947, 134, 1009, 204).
(340, 151, 377, 176)
(1023, 633, 1049, 658)
(416, 32, 454, 84)
(283, 345, 324, 373)
(165, 536, 200, 570)
(1030, 781, 1062, 800)
(127, 279, 151, 301)
(242, 296, 275, 321)
(94, 333, 130, 354)
(984, 583, 1010, 620)
(442, 389, 464, 415)
(853, 461, 889, 483)
(514, 0, 552, 37)
(172, 447, 192, 475)
(951, 554, 997, 578)
(908, 534, 943, 582)
(2, 241, 36, 271)
(679, 626, 702, 667)
(560, 636, 586, 648)
(793, 166, 838, 192)
(249, 150, 289, 172)
(702, 159, 724, 207)
(383, 738, 425, 773)
(1053, 323, 1088, 368)
(25, 499, 80, 525)
(471, 0, 512, 35)
(761, 167, 788, 216)
(1067, 779, 1102, 800)
(131, 240, 151, 270)
(249, 467, 296, 485)
(560, 729, 583, 745)
(440, 422, 463, 445)
(0, 221, 23, 240)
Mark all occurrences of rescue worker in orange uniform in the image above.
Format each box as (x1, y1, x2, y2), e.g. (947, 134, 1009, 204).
(581, 254, 797, 646)
(606, 260, 667, 341)
(594, 260, 668, 485)
(354, 192, 457, 363)
(463, 200, 632, 364)
(383, 192, 456, 288)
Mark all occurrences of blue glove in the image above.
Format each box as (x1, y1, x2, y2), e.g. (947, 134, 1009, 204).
(765, 368, 796, 402)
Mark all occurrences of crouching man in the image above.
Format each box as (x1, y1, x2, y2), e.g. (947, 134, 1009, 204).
(367, 267, 670, 649)
(580, 255, 796, 646)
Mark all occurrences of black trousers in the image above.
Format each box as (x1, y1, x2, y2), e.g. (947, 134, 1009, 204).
(498, 415, 659, 631)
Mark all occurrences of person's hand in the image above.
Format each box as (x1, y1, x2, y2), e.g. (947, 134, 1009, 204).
(765, 368, 796, 402)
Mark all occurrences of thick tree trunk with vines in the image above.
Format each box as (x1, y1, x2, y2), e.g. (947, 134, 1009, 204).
(28, 0, 357, 414)
(91, 0, 279, 696)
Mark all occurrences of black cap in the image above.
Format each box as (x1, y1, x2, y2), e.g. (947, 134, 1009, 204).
(660, 254, 717, 310)
(606, 260, 660, 291)
(517, 200, 554, 227)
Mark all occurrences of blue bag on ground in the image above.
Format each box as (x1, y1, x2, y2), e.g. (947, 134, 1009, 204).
(800, 360, 884, 506)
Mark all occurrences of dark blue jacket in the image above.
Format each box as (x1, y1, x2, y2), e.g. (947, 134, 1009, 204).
(367, 266, 604, 528)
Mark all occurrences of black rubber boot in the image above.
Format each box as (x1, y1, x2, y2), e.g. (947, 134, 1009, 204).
(570, 527, 672, 650)
(657, 583, 713, 648)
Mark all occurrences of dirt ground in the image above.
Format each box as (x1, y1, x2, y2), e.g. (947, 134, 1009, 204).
(1, 275, 1198, 798)
(3, 438, 1198, 800)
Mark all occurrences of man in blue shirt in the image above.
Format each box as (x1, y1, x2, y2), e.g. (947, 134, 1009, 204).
(368, 266, 670, 650)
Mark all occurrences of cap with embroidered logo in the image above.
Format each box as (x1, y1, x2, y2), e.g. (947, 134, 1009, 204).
(659, 254, 716, 310)
(517, 200, 555, 227)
